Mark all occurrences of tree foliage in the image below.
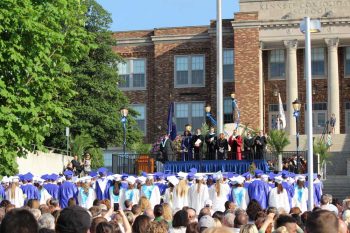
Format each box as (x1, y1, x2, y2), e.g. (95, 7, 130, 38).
(0, 0, 91, 175)
(267, 130, 290, 155)
(313, 137, 331, 166)
(45, 0, 143, 150)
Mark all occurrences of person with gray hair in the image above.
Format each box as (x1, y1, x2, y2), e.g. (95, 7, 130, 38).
(29, 208, 41, 221)
(38, 213, 55, 230)
(222, 212, 235, 228)
(320, 194, 338, 215)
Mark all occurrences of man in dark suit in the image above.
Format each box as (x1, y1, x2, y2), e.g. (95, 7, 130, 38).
(205, 127, 217, 160)
(255, 130, 267, 160)
(159, 134, 175, 162)
(191, 128, 205, 160)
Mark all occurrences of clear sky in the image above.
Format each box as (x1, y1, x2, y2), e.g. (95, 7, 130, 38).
(96, 0, 239, 31)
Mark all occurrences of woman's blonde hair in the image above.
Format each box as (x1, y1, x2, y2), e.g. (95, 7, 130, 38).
(10, 182, 18, 199)
(239, 224, 258, 233)
(162, 203, 173, 222)
(175, 179, 188, 197)
(139, 196, 151, 212)
(215, 179, 222, 196)
(203, 227, 233, 233)
(196, 179, 203, 193)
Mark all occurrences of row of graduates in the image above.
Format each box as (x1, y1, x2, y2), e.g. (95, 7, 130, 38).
(170, 127, 267, 161)
(0, 167, 322, 215)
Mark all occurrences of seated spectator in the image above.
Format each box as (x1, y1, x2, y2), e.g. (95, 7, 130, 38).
(222, 212, 235, 228)
(212, 211, 224, 224)
(38, 213, 55, 230)
(124, 199, 132, 210)
(39, 204, 51, 214)
(90, 217, 107, 233)
(140, 196, 151, 213)
(29, 208, 42, 220)
(56, 206, 91, 233)
(124, 210, 134, 225)
(342, 209, 350, 227)
(320, 194, 338, 215)
(154, 204, 164, 222)
(187, 208, 197, 223)
(305, 210, 339, 233)
(132, 215, 151, 233)
(171, 210, 189, 233)
(246, 200, 263, 222)
(1, 208, 39, 233)
(339, 219, 348, 233)
(239, 224, 259, 233)
(198, 215, 215, 233)
(27, 199, 40, 209)
(89, 206, 102, 218)
(198, 207, 211, 221)
(147, 221, 169, 233)
(275, 215, 298, 233)
(132, 204, 142, 219)
(186, 222, 200, 233)
(162, 203, 173, 225)
(234, 209, 248, 232)
(144, 208, 155, 220)
(224, 201, 236, 213)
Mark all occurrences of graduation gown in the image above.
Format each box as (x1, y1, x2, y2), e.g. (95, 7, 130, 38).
(44, 183, 59, 199)
(120, 188, 140, 208)
(282, 181, 294, 208)
(229, 135, 243, 160)
(292, 187, 308, 213)
(181, 135, 193, 161)
(39, 188, 52, 205)
(109, 186, 121, 204)
(155, 182, 168, 196)
(247, 179, 270, 209)
(172, 188, 189, 212)
(6, 187, 24, 208)
(0, 185, 6, 202)
(268, 187, 290, 213)
(163, 188, 175, 210)
(215, 138, 228, 160)
(243, 137, 255, 160)
(141, 185, 161, 209)
(95, 177, 112, 200)
(21, 183, 39, 201)
(232, 187, 249, 210)
(191, 134, 204, 160)
(189, 183, 209, 214)
(313, 180, 323, 207)
(77, 187, 96, 209)
(58, 181, 78, 208)
(205, 133, 217, 160)
(209, 183, 230, 212)
(254, 136, 267, 159)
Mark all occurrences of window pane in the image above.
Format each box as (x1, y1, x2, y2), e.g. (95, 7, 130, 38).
(224, 98, 232, 114)
(312, 48, 325, 76)
(223, 64, 234, 81)
(133, 106, 145, 120)
(192, 117, 204, 131)
(270, 50, 285, 78)
(119, 74, 130, 88)
(346, 48, 350, 75)
(118, 62, 129, 75)
(175, 104, 188, 118)
(191, 56, 204, 85)
(176, 118, 189, 132)
(347, 112, 350, 131)
(133, 74, 145, 88)
(176, 71, 189, 85)
(176, 56, 188, 71)
(192, 56, 204, 70)
(191, 103, 204, 117)
(223, 50, 234, 65)
(133, 59, 145, 74)
(317, 113, 326, 127)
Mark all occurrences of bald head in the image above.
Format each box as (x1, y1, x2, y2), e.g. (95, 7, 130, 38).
(338, 219, 348, 233)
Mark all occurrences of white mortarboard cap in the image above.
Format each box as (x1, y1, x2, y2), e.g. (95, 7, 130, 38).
(11, 176, 20, 183)
(194, 174, 204, 180)
(296, 175, 306, 182)
(177, 172, 188, 180)
(112, 174, 122, 181)
(205, 199, 213, 207)
(2, 176, 9, 183)
(213, 171, 223, 181)
(147, 174, 154, 180)
(167, 175, 179, 186)
(236, 176, 245, 184)
(126, 176, 136, 184)
(229, 177, 238, 184)
(261, 174, 269, 181)
(84, 176, 92, 183)
(137, 176, 147, 184)
(274, 176, 283, 184)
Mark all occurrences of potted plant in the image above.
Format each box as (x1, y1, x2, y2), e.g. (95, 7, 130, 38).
(313, 137, 331, 179)
(267, 130, 290, 172)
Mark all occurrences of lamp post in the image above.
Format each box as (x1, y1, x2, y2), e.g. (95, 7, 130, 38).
(231, 93, 236, 123)
(120, 107, 128, 156)
(300, 17, 321, 210)
(292, 99, 301, 173)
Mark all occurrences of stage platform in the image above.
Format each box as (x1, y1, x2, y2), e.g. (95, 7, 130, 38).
(163, 160, 269, 174)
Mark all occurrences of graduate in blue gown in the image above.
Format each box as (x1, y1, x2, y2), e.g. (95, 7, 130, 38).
(281, 171, 294, 208)
(247, 170, 270, 209)
(0, 184, 6, 202)
(154, 173, 167, 196)
(58, 170, 78, 208)
(44, 174, 59, 199)
(21, 173, 39, 203)
(95, 167, 112, 200)
(242, 172, 253, 189)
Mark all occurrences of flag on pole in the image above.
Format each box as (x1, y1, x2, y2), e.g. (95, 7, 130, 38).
(278, 93, 286, 129)
(167, 102, 177, 140)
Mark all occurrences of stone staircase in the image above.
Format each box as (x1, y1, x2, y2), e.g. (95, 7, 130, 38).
(284, 134, 350, 152)
(322, 176, 350, 201)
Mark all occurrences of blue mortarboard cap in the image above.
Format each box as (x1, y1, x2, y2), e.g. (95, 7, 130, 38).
(255, 169, 264, 176)
(41, 174, 49, 181)
(207, 175, 213, 180)
(64, 170, 74, 177)
(281, 170, 289, 179)
(24, 173, 34, 182)
(187, 173, 195, 180)
(154, 172, 164, 179)
(51, 174, 59, 181)
(98, 167, 108, 174)
(227, 172, 236, 179)
(189, 168, 197, 174)
(89, 171, 98, 178)
(141, 172, 148, 177)
(268, 172, 277, 180)
(289, 172, 296, 178)
(223, 173, 228, 179)
(242, 172, 252, 179)
(121, 173, 129, 179)
(107, 172, 113, 176)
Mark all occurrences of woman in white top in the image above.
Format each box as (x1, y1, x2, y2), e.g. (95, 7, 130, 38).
(77, 177, 96, 209)
(268, 176, 290, 213)
(189, 174, 209, 214)
(6, 177, 24, 208)
(292, 176, 308, 213)
(172, 178, 189, 212)
(209, 173, 230, 212)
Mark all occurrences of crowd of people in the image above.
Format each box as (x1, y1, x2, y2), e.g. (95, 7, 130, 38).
(159, 128, 267, 162)
(0, 166, 348, 233)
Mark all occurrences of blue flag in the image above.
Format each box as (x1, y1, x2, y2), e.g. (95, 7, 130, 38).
(167, 102, 177, 140)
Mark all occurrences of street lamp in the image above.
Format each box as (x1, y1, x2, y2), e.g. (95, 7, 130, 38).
(300, 17, 321, 210)
(120, 107, 128, 156)
(292, 99, 301, 173)
(205, 105, 217, 127)
(231, 93, 236, 123)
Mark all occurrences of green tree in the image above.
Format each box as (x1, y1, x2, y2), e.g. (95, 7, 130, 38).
(267, 130, 290, 171)
(45, 0, 143, 150)
(0, 0, 91, 175)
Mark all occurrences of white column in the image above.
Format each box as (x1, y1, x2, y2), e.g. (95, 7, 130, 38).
(284, 40, 298, 135)
(325, 38, 340, 134)
(259, 42, 264, 131)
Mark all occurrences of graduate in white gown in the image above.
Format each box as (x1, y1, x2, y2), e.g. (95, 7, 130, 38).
(292, 176, 308, 213)
(268, 176, 291, 213)
(6, 177, 24, 208)
(77, 176, 96, 209)
(172, 173, 189, 212)
(163, 176, 178, 210)
(230, 176, 249, 210)
(189, 174, 209, 214)
(209, 172, 230, 212)
(109, 175, 122, 208)
(120, 176, 140, 209)
(141, 175, 161, 209)
(35, 178, 52, 205)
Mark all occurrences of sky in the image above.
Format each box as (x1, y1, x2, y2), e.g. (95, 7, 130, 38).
(96, 0, 240, 31)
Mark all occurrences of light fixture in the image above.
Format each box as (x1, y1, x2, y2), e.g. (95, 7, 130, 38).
(205, 105, 211, 113)
(292, 99, 301, 112)
(273, 89, 279, 97)
(300, 19, 321, 34)
(230, 93, 236, 99)
(120, 108, 128, 117)
(185, 124, 192, 132)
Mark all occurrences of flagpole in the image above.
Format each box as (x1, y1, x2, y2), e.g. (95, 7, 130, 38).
(216, 0, 224, 134)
